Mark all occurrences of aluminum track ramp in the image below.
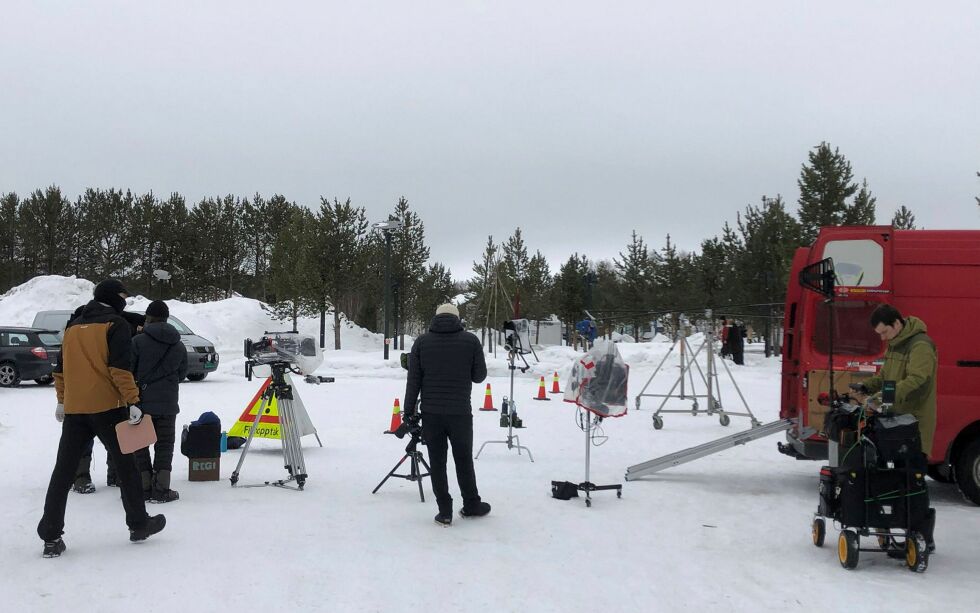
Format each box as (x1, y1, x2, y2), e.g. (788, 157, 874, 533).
(625, 418, 794, 480)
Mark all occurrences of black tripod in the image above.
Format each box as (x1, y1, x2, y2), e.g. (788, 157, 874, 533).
(372, 427, 431, 502)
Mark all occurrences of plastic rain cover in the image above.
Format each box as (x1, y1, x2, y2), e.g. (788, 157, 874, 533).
(563, 340, 629, 417)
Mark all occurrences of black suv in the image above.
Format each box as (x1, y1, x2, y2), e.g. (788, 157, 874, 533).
(0, 327, 62, 387)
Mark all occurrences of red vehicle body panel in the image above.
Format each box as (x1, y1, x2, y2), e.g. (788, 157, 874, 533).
(780, 226, 980, 465)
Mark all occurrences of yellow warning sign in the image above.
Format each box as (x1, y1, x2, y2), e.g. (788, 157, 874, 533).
(228, 378, 283, 439)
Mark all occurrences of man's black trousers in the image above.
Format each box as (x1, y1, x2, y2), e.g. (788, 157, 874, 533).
(134, 414, 177, 473)
(38, 408, 150, 541)
(422, 413, 481, 514)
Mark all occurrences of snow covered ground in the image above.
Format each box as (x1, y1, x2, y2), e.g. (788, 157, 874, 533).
(1, 277, 978, 612)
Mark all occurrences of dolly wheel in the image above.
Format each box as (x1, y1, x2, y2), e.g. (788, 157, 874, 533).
(812, 518, 826, 548)
(652, 416, 664, 430)
(719, 414, 731, 427)
(906, 532, 929, 573)
(838, 530, 859, 570)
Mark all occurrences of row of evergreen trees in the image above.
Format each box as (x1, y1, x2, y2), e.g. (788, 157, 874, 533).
(0, 142, 946, 348)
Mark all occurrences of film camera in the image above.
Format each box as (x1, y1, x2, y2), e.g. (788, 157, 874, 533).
(503, 319, 532, 355)
(243, 331, 324, 379)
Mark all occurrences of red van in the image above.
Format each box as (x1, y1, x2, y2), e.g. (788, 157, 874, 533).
(779, 225, 980, 505)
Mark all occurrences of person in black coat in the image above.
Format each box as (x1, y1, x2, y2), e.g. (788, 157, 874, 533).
(403, 303, 490, 526)
(132, 300, 188, 502)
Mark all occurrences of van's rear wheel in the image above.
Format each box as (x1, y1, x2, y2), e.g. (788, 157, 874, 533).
(955, 438, 980, 505)
(186, 373, 208, 382)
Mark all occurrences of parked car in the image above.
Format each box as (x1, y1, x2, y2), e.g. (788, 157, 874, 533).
(0, 327, 62, 387)
(164, 314, 219, 381)
(32, 309, 219, 382)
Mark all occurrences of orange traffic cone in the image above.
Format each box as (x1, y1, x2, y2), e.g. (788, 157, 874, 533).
(480, 383, 497, 411)
(549, 371, 562, 394)
(387, 398, 402, 433)
(533, 376, 551, 401)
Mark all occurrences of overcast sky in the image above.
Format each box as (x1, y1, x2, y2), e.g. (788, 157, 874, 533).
(2, 1, 978, 279)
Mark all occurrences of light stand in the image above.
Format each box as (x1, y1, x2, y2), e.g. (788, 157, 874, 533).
(373, 219, 403, 361)
(577, 409, 622, 507)
(475, 348, 534, 462)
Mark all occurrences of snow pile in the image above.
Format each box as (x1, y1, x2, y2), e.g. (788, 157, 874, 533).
(0, 275, 385, 354)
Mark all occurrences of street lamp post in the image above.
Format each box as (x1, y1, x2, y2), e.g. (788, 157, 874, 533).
(373, 220, 403, 360)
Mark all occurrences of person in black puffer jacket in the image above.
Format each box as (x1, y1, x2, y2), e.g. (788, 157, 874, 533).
(132, 300, 188, 503)
(403, 303, 489, 526)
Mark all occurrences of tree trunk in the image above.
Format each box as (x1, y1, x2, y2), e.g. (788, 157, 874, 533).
(320, 304, 326, 349)
(333, 308, 342, 350)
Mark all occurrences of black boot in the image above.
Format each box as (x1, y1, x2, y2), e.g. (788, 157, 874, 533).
(460, 501, 492, 518)
(140, 471, 153, 502)
(151, 469, 179, 503)
(42, 538, 66, 558)
(130, 514, 166, 542)
(72, 476, 95, 494)
(106, 458, 118, 487)
(434, 512, 453, 527)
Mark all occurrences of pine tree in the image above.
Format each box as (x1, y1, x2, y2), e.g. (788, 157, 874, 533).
(614, 230, 654, 337)
(268, 207, 317, 330)
(156, 193, 189, 298)
(735, 194, 802, 335)
(655, 234, 691, 313)
(414, 263, 455, 326)
(0, 192, 20, 290)
(18, 186, 74, 277)
(309, 198, 370, 349)
(797, 142, 876, 242)
(501, 227, 530, 316)
(522, 250, 553, 320)
(467, 235, 499, 341)
(553, 253, 589, 342)
(387, 197, 429, 339)
(847, 179, 877, 226)
(891, 205, 917, 229)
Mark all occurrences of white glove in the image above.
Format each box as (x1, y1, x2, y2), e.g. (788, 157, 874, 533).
(128, 405, 143, 425)
(55, 403, 65, 423)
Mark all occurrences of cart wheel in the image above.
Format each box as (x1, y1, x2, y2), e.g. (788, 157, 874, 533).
(812, 518, 826, 548)
(906, 532, 929, 573)
(585, 498, 592, 508)
(617, 489, 622, 498)
(691, 402, 699, 415)
(652, 416, 664, 430)
(719, 414, 731, 427)
(838, 530, 859, 570)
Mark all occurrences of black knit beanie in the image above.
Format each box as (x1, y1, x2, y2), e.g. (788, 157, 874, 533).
(146, 300, 170, 319)
(93, 278, 129, 313)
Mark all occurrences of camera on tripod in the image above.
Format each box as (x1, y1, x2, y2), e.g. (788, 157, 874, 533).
(392, 417, 422, 440)
(503, 319, 532, 355)
(243, 331, 323, 380)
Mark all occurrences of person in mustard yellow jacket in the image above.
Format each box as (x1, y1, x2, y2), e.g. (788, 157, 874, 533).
(37, 279, 165, 558)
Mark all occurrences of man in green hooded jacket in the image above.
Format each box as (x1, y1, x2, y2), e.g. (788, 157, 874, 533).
(859, 305, 937, 455)
(852, 303, 937, 552)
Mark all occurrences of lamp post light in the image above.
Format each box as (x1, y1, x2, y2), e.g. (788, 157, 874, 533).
(372, 220, 404, 360)
(152, 269, 171, 300)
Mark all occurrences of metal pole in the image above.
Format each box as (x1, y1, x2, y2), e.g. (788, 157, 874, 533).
(383, 231, 392, 360)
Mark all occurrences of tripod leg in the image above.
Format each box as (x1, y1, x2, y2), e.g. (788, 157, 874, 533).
(372, 454, 410, 494)
(231, 392, 272, 485)
(413, 455, 426, 502)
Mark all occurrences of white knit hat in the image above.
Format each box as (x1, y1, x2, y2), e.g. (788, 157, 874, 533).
(435, 303, 460, 317)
